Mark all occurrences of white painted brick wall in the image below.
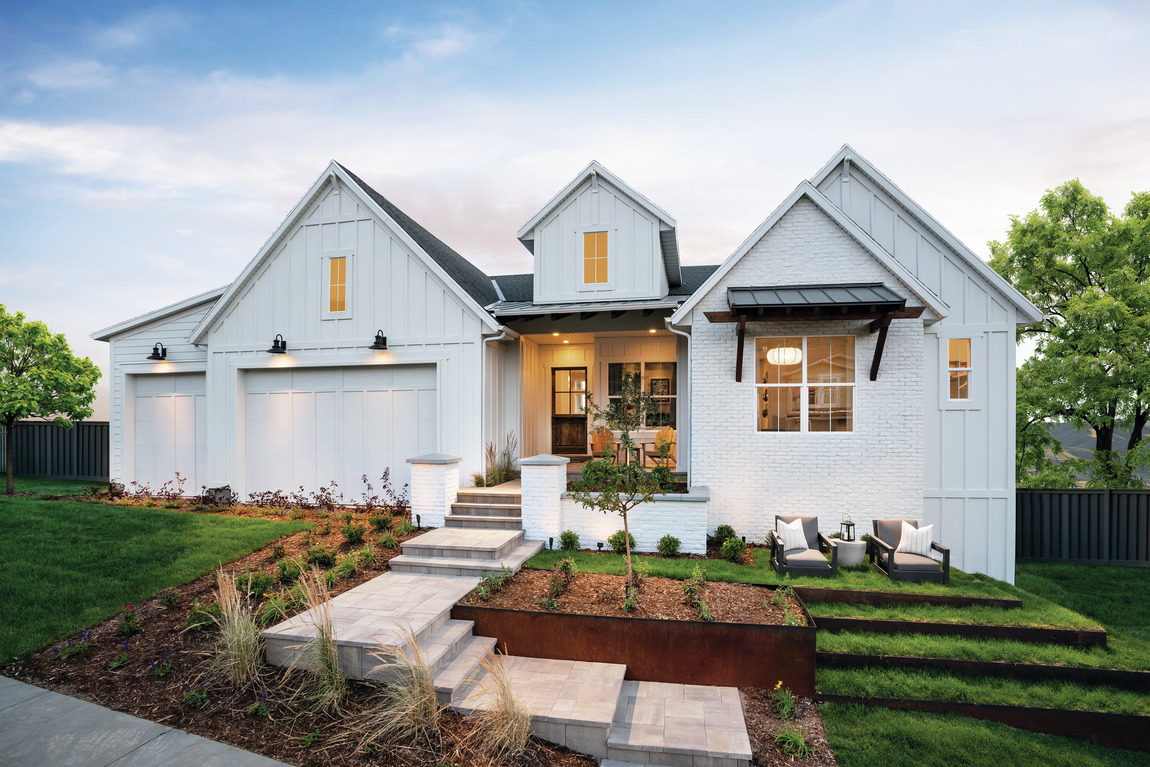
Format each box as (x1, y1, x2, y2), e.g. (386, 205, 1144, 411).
(408, 460, 458, 528)
(689, 198, 925, 544)
(520, 457, 567, 543)
(559, 493, 708, 555)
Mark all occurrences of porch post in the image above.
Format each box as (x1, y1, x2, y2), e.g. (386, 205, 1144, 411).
(520, 454, 569, 544)
(406, 453, 460, 529)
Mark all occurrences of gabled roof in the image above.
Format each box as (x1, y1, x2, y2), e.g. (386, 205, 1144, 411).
(671, 181, 949, 325)
(490, 273, 534, 303)
(516, 160, 683, 287)
(91, 285, 228, 342)
(810, 145, 1043, 324)
(190, 162, 500, 344)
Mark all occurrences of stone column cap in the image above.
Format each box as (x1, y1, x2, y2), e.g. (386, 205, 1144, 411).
(519, 454, 571, 466)
(406, 453, 462, 465)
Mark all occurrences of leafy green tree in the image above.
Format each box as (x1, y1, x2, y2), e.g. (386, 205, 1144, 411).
(0, 306, 101, 494)
(990, 180, 1150, 487)
(569, 371, 666, 590)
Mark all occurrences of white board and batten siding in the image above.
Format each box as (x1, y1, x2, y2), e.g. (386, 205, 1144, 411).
(106, 299, 214, 491)
(204, 178, 489, 499)
(528, 175, 670, 305)
(818, 162, 1019, 582)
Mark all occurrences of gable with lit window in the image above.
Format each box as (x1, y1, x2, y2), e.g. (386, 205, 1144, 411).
(756, 336, 854, 432)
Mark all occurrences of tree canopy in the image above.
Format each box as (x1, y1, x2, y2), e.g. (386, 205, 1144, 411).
(990, 180, 1150, 488)
(0, 306, 101, 494)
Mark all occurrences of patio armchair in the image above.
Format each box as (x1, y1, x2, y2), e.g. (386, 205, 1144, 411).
(642, 426, 677, 468)
(589, 426, 619, 464)
(768, 515, 838, 578)
(870, 519, 950, 584)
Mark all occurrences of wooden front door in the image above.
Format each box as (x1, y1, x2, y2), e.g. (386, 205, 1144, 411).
(551, 367, 588, 454)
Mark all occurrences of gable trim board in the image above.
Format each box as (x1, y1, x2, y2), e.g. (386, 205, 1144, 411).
(189, 162, 501, 346)
(670, 181, 950, 327)
(809, 145, 1042, 326)
(92, 285, 227, 342)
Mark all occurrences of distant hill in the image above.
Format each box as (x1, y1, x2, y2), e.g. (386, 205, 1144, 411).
(1045, 423, 1148, 482)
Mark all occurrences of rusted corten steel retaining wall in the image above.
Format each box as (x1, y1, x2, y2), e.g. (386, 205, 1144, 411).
(811, 616, 1108, 647)
(793, 586, 1022, 610)
(815, 695, 1150, 752)
(451, 605, 817, 696)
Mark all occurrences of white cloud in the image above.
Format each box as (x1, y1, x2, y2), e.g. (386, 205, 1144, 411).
(94, 6, 188, 49)
(28, 60, 116, 90)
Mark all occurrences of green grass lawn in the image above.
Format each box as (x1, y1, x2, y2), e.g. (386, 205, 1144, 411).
(1017, 562, 1150, 644)
(0, 496, 306, 662)
(820, 704, 1150, 767)
(5, 477, 108, 496)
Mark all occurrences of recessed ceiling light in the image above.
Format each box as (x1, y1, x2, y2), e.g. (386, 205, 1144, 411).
(563, 340, 569, 344)
(649, 329, 657, 333)
(552, 332, 559, 336)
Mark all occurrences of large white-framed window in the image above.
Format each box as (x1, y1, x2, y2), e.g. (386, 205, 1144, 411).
(607, 361, 677, 427)
(755, 336, 855, 433)
(321, 249, 353, 319)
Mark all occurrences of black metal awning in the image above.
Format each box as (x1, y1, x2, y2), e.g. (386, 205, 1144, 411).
(705, 283, 924, 383)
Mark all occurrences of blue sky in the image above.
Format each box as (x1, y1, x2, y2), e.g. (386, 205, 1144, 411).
(2, 0, 1148, 418)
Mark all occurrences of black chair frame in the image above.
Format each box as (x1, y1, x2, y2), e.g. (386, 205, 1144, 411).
(768, 516, 838, 578)
(869, 520, 950, 584)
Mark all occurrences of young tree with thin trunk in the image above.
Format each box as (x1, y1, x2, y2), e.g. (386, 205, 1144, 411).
(0, 306, 100, 495)
(990, 181, 1150, 487)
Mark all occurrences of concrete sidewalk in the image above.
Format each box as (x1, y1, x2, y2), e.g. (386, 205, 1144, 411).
(0, 676, 291, 767)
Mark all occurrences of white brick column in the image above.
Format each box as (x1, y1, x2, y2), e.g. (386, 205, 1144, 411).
(406, 453, 460, 529)
(520, 454, 569, 544)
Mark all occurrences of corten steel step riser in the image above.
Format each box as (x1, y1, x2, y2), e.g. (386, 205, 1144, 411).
(794, 585, 1022, 610)
(812, 616, 1108, 647)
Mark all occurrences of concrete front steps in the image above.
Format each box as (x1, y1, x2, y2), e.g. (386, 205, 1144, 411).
(388, 527, 542, 577)
(445, 486, 523, 530)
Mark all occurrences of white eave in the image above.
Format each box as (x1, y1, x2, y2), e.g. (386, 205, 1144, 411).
(810, 144, 1044, 326)
(91, 285, 229, 342)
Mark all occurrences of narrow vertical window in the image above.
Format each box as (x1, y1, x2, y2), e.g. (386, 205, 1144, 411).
(329, 256, 347, 312)
(948, 338, 971, 400)
(583, 231, 608, 284)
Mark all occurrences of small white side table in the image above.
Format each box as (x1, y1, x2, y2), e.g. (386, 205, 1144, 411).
(836, 539, 867, 568)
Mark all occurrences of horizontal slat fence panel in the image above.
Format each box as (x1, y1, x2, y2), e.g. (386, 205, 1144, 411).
(0, 421, 109, 482)
(1017, 489, 1150, 567)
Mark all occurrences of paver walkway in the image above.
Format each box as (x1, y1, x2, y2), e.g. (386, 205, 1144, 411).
(0, 676, 288, 766)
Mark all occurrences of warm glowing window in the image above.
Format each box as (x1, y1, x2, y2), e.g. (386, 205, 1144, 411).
(756, 336, 854, 433)
(948, 338, 971, 400)
(583, 231, 608, 284)
(329, 256, 347, 313)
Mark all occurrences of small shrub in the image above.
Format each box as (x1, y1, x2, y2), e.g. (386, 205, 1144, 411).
(341, 523, 366, 545)
(306, 545, 337, 569)
(236, 569, 275, 599)
(182, 680, 210, 708)
(120, 604, 141, 635)
(772, 681, 796, 719)
(369, 513, 393, 531)
(608, 529, 636, 554)
(622, 586, 639, 613)
(107, 640, 130, 671)
(379, 532, 398, 549)
(149, 646, 174, 677)
(783, 608, 803, 627)
(472, 582, 492, 602)
(631, 557, 652, 590)
(556, 557, 577, 581)
(272, 540, 286, 560)
(712, 524, 736, 545)
(324, 569, 339, 589)
(185, 599, 223, 630)
(396, 520, 416, 537)
(49, 630, 93, 661)
(259, 591, 292, 626)
(289, 508, 307, 520)
(278, 556, 304, 582)
(657, 534, 680, 558)
(158, 587, 178, 609)
(558, 530, 580, 551)
(697, 600, 714, 622)
(774, 724, 812, 758)
(547, 569, 564, 598)
(320, 519, 332, 536)
(721, 536, 746, 563)
(341, 511, 354, 524)
(536, 596, 560, 610)
(771, 585, 796, 607)
(333, 551, 359, 580)
(356, 543, 376, 568)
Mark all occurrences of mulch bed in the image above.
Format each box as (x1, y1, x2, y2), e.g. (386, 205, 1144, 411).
(1, 498, 594, 767)
(740, 688, 838, 766)
(461, 568, 806, 625)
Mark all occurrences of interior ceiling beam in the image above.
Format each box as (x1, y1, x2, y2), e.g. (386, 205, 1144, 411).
(610, 311, 626, 319)
(549, 313, 571, 321)
(642, 309, 655, 317)
(580, 312, 599, 320)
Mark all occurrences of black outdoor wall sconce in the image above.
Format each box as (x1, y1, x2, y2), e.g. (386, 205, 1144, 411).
(146, 343, 167, 361)
(369, 330, 388, 350)
(266, 334, 287, 354)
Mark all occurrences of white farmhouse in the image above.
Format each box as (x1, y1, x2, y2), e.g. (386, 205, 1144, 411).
(94, 146, 1040, 582)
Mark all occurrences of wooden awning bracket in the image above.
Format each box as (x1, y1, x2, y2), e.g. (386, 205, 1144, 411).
(735, 316, 747, 382)
(869, 313, 892, 381)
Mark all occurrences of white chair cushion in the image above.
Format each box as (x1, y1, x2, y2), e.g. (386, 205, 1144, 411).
(895, 522, 933, 557)
(778, 518, 808, 552)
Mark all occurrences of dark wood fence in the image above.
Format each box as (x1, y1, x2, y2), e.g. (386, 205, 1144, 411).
(1017, 489, 1150, 567)
(0, 421, 109, 482)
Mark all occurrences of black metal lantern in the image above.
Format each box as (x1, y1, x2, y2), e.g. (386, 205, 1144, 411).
(840, 514, 856, 542)
(369, 330, 388, 350)
(146, 343, 167, 361)
(266, 334, 286, 354)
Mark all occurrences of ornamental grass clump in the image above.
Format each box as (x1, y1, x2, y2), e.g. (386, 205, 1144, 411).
(290, 567, 347, 713)
(356, 627, 441, 749)
(461, 651, 531, 760)
(209, 568, 263, 688)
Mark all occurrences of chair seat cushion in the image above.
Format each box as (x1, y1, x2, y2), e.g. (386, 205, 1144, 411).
(783, 548, 830, 568)
(893, 552, 942, 572)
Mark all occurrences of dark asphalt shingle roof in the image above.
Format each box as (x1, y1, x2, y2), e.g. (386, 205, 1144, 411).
(491, 273, 534, 303)
(670, 264, 721, 296)
(338, 163, 498, 307)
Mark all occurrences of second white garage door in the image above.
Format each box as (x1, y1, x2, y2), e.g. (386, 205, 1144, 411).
(244, 365, 437, 501)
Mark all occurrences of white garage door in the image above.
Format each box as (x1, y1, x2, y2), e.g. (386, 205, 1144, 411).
(133, 373, 207, 494)
(244, 366, 437, 501)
